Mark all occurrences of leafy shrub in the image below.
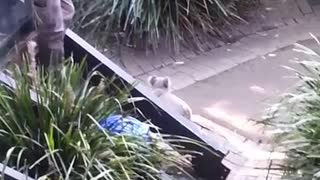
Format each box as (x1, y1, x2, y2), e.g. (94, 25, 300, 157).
(0, 58, 204, 179)
(72, 0, 251, 52)
(263, 41, 320, 179)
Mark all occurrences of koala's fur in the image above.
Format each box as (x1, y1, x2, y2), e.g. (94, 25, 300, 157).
(7, 32, 38, 67)
(5, 33, 39, 87)
(148, 75, 192, 119)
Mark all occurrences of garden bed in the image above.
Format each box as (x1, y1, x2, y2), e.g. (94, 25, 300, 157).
(64, 30, 230, 179)
(73, 0, 259, 54)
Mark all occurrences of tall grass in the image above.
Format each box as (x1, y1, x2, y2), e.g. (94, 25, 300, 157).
(0, 57, 205, 179)
(72, 0, 248, 53)
(263, 40, 320, 179)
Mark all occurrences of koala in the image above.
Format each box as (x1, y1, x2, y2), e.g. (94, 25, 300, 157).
(7, 32, 38, 68)
(5, 33, 39, 87)
(8, 39, 38, 74)
(148, 75, 192, 119)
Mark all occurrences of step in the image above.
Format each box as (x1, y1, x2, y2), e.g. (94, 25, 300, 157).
(191, 114, 247, 149)
(191, 115, 285, 180)
(202, 108, 271, 144)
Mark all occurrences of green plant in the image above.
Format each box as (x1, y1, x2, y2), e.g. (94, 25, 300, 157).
(72, 0, 248, 53)
(263, 40, 320, 179)
(0, 57, 204, 179)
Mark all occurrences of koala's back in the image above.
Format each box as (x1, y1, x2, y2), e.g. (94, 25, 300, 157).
(6, 32, 37, 67)
(147, 75, 192, 119)
(160, 92, 192, 119)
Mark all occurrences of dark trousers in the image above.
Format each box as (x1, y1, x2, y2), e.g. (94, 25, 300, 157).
(33, 0, 75, 68)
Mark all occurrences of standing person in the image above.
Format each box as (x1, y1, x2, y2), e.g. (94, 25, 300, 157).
(33, 0, 75, 69)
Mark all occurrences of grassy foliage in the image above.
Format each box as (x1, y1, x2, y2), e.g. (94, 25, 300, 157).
(0, 57, 204, 179)
(263, 40, 320, 179)
(72, 0, 251, 52)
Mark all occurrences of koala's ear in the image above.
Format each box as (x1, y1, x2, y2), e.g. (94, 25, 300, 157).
(163, 77, 171, 89)
(148, 76, 157, 86)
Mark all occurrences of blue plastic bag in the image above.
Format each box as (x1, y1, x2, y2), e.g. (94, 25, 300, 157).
(99, 115, 152, 141)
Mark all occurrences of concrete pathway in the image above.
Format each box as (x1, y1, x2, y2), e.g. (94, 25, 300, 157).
(137, 15, 320, 90)
(184, 41, 315, 179)
(186, 39, 319, 180)
(116, 0, 320, 179)
(176, 39, 316, 138)
(133, 0, 320, 143)
(121, 0, 320, 79)
(180, 35, 320, 180)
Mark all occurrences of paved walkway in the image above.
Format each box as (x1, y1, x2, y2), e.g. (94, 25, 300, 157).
(115, 0, 320, 179)
(177, 39, 315, 138)
(137, 15, 320, 91)
(188, 38, 318, 179)
(122, 0, 320, 81)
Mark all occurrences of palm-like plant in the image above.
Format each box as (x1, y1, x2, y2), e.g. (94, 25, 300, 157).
(72, 0, 246, 52)
(263, 41, 320, 179)
(0, 57, 201, 179)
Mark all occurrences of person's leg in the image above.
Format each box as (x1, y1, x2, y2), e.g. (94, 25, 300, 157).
(33, 0, 74, 70)
(36, 32, 65, 69)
